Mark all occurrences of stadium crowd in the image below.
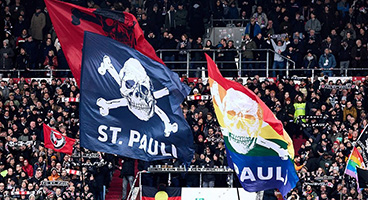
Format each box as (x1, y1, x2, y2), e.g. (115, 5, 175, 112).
(0, 0, 367, 200)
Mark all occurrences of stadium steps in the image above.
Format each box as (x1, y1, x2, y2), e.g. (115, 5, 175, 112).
(105, 169, 122, 200)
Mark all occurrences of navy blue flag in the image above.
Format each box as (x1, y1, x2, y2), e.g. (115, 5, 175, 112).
(80, 32, 194, 163)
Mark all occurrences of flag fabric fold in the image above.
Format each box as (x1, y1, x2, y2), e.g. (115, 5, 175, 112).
(79, 32, 193, 163)
(206, 54, 298, 197)
(43, 124, 76, 155)
(44, 0, 163, 85)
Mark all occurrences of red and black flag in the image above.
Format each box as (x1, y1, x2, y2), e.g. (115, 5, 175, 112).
(44, 0, 164, 85)
(43, 124, 75, 155)
(142, 186, 181, 200)
(357, 166, 368, 188)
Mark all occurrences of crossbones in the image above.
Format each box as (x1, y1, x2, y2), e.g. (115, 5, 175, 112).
(96, 56, 178, 137)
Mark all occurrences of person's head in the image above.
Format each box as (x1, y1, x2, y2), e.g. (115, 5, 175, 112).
(356, 39, 362, 47)
(48, 50, 54, 57)
(181, 34, 188, 41)
(178, 3, 183, 10)
(310, 12, 316, 19)
(228, 40, 234, 48)
(250, 17, 256, 24)
(3, 39, 8, 47)
(257, 6, 263, 13)
(324, 48, 330, 55)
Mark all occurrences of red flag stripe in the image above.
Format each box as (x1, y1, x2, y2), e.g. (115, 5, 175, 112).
(44, 0, 164, 85)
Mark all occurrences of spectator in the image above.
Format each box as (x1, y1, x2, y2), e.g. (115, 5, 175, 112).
(305, 12, 321, 34)
(292, 12, 305, 34)
(120, 157, 134, 200)
(319, 48, 336, 77)
(337, 0, 349, 17)
(146, 31, 159, 50)
(340, 23, 356, 40)
(30, 7, 46, 42)
(160, 32, 177, 69)
(294, 95, 306, 123)
(223, 40, 237, 77)
(279, 15, 291, 35)
(338, 40, 351, 76)
(177, 34, 191, 75)
(252, 6, 268, 29)
(343, 101, 357, 121)
(175, 3, 187, 38)
(241, 34, 257, 76)
(225, 2, 239, 20)
(0, 39, 15, 70)
(43, 50, 58, 77)
(270, 38, 287, 78)
(164, 5, 176, 33)
(351, 39, 368, 75)
(244, 17, 261, 39)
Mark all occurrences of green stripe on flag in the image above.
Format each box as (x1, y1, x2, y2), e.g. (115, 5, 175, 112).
(224, 135, 288, 157)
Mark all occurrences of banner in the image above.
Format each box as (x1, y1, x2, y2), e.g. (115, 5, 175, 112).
(354, 125, 368, 166)
(44, 0, 163, 85)
(80, 32, 194, 163)
(62, 97, 80, 102)
(142, 186, 181, 200)
(345, 125, 368, 188)
(206, 54, 298, 197)
(43, 124, 75, 155)
(357, 167, 368, 188)
(186, 95, 211, 101)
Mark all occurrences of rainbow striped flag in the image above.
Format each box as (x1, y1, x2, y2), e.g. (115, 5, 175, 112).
(206, 54, 298, 197)
(345, 146, 365, 180)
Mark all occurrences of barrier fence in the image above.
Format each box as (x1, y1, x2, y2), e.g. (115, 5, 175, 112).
(1, 49, 366, 79)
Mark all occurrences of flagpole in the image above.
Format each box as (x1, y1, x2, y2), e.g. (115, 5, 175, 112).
(344, 125, 368, 175)
(236, 187, 240, 200)
(79, 146, 85, 197)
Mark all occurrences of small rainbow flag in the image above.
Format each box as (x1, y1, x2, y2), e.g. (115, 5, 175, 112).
(206, 54, 298, 197)
(345, 146, 365, 180)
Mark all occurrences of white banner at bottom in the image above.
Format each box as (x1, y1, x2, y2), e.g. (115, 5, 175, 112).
(181, 188, 257, 200)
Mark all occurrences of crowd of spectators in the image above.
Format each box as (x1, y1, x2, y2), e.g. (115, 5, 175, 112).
(1, 0, 368, 78)
(0, 76, 367, 200)
(0, 0, 368, 200)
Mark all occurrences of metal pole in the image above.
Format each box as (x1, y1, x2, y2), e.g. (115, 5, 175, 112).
(266, 51, 269, 77)
(186, 52, 190, 77)
(238, 51, 242, 77)
(345, 67, 348, 77)
(168, 173, 171, 186)
(199, 173, 202, 188)
(312, 69, 315, 79)
(286, 62, 289, 78)
(159, 51, 162, 60)
(231, 173, 233, 188)
(139, 172, 142, 200)
(17, 70, 20, 78)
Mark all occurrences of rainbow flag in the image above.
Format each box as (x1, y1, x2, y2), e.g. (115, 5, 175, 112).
(206, 54, 298, 197)
(345, 146, 365, 180)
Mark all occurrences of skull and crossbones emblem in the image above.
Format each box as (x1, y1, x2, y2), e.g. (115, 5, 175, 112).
(96, 56, 178, 137)
(212, 81, 289, 160)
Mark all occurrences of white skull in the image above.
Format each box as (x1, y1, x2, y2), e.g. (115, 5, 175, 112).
(119, 58, 156, 121)
(222, 88, 263, 154)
